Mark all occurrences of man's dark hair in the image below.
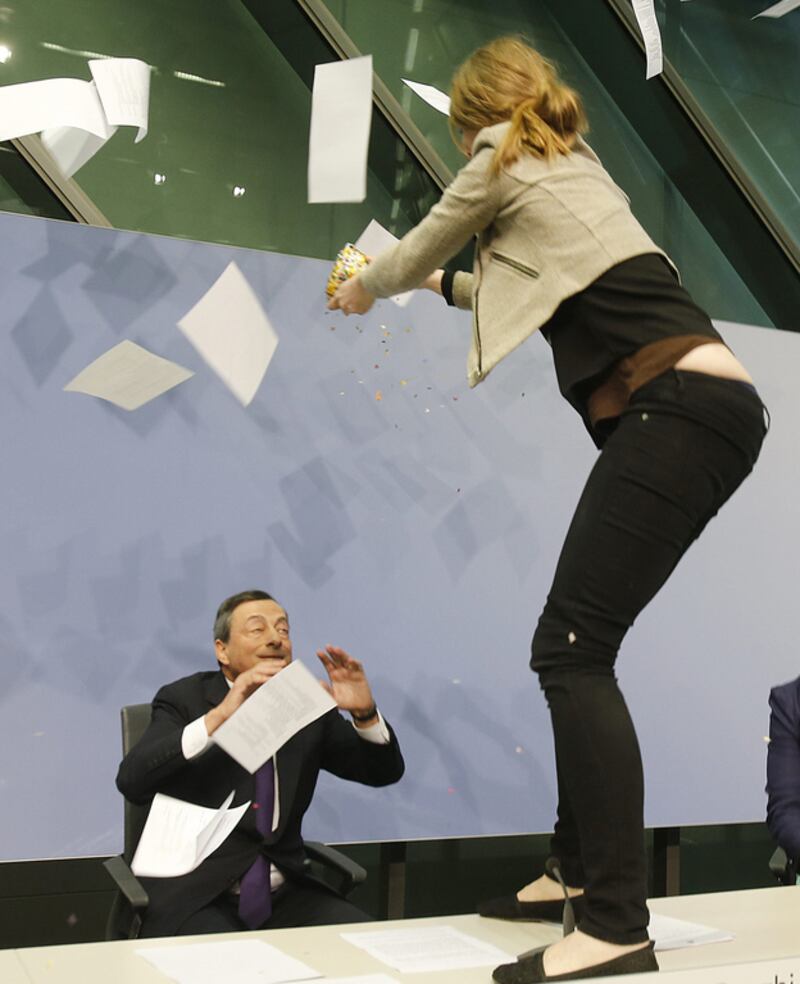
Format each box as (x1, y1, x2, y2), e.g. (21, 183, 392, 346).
(213, 590, 276, 643)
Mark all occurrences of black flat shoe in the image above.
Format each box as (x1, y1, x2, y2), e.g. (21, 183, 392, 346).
(492, 942, 658, 982)
(478, 894, 585, 923)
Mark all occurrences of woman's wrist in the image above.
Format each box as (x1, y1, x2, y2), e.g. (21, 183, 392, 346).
(422, 269, 445, 295)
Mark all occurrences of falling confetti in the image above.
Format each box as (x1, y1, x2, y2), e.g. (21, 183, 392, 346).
(400, 379, 408, 386)
(568, 631, 577, 644)
(375, 390, 382, 401)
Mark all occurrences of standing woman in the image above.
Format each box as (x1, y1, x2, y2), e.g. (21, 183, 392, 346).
(329, 37, 767, 982)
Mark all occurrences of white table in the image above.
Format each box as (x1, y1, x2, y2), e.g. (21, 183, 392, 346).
(0, 949, 33, 983)
(12, 887, 800, 984)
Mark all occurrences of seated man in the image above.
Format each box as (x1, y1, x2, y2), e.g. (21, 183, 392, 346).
(766, 673, 800, 880)
(116, 589, 404, 937)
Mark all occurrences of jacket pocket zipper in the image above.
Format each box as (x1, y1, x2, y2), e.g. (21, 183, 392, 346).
(490, 250, 540, 278)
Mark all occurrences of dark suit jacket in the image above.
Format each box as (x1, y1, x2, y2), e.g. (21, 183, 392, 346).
(116, 669, 404, 936)
(766, 675, 800, 862)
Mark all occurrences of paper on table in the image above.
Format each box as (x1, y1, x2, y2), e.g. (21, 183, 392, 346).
(355, 220, 413, 308)
(754, 0, 800, 16)
(63, 339, 194, 411)
(326, 976, 400, 984)
(631, 0, 664, 79)
(401, 79, 450, 116)
(177, 261, 278, 407)
(136, 939, 321, 984)
(340, 926, 515, 973)
(131, 792, 250, 878)
(213, 661, 337, 773)
(308, 55, 373, 203)
(649, 912, 734, 951)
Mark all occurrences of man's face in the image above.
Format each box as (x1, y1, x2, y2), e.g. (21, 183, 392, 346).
(215, 599, 293, 681)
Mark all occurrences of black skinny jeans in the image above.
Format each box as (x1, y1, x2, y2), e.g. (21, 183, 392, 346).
(530, 370, 767, 945)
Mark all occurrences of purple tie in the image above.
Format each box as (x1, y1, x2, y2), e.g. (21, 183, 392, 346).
(238, 759, 275, 930)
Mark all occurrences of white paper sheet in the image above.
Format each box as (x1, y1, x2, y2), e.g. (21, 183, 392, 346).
(340, 926, 515, 973)
(89, 57, 150, 140)
(213, 661, 337, 773)
(631, 0, 664, 79)
(177, 261, 278, 407)
(754, 0, 800, 16)
(0, 58, 150, 177)
(136, 939, 321, 984)
(401, 78, 450, 116)
(131, 791, 250, 878)
(0, 77, 112, 143)
(308, 55, 373, 203)
(326, 976, 399, 984)
(41, 124, 114, 179)
(650, 913, 734, 951)
(355, 220, 413, 307)
(63, 339, 194, 411)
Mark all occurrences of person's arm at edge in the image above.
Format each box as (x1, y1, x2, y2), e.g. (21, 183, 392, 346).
(766, 682, 800, 861)
(357, 146, 499, 301)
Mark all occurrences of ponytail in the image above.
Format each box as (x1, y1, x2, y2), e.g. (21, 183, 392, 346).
(449, 36, 588, 173)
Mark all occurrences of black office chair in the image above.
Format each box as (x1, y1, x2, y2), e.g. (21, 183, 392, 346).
(103, 702, 367, 939)
(769, 846, 798, 886)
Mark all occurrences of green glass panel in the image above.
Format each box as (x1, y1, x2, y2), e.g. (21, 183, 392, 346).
(318, 0, 772, 327)
(655, 0, 800, 257)
(0, 0, 437, 257)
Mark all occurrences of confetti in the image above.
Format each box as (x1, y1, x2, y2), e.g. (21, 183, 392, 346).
(375, 390, 382, 401)
(400, 379, 408, 386)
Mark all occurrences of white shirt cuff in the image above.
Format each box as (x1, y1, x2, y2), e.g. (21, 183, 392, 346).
(182, 715, 213, 759)
(352, 710, 390, 744)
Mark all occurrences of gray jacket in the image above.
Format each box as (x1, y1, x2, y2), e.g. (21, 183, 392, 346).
(359, 121, 669, 387)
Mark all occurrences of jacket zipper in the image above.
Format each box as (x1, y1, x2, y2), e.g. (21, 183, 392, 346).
(474, 248, 484, 377)
(490, 250, 540, 278)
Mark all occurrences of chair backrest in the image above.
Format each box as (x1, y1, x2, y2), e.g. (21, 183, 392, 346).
(120, 703, 153, 862)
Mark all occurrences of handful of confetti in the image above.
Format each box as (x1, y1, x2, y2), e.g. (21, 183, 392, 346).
(326, 243, 369, 297)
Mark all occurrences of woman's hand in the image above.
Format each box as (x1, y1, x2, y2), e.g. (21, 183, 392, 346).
(328, 274, 375, 316)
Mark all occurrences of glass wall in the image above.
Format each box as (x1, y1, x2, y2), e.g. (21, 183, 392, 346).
(316, 0, 772, 326)
(655, 0, 800, 259)
(0, 0, 437, 257)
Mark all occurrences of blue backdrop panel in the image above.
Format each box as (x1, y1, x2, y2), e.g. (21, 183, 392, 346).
(0, 212, 796, 860)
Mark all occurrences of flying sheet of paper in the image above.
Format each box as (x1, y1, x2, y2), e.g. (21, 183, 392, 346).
(213, 661, 337, 773)
(177, 261, 278, 406)
(136, 939, 321, 984)
(649, 913, 734, 951)
(355, 220, 413, 307)
(41, 125, 112, 179)
(0, 57, 150, 178)
(340, 926, 515, 973)
(63, 339, 194, 411)
(88, 57, 150, 140)
(308, 55, 373, 203)
(401, 79, 450, 116)
(131, 792, 250, 878)
(632, 0, 664, 78)
(754, 0, 800, 16)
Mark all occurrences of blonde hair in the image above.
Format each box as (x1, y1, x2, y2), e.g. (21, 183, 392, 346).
(449, 36, 587, 173)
